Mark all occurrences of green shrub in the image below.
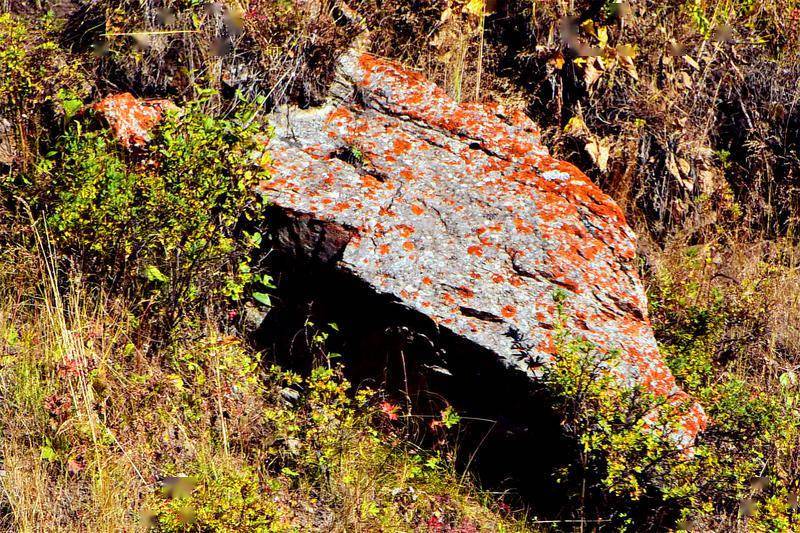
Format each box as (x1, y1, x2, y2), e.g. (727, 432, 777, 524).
(149, 460, 286, 532)
(34, 94, 269, 330)
(644, 246, 800, 529)
(544, 285, 800, 530)
(544, 318, 688, 528)
(0, 13, 87, 168)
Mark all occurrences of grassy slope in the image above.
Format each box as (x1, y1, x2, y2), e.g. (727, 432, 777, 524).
(2, 1, 800, 530)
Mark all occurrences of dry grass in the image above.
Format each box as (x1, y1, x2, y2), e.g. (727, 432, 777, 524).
(0, 226, 529, 531)
(644, 229, 800, 369)
(479, 0, 800, 239)
(642, 229, 800, 529)
(4, 1, 800, 528)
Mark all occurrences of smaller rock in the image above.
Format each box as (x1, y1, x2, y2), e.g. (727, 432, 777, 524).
(0, 117, 16, 166)
(242, 302, 269, 331)
(279, 387, 301, 405)
(91, 93, 176, 149)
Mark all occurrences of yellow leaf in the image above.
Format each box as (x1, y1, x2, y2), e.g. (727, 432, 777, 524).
(684, 55, 701, 70)
(585, 137, 611, 172)
(463, 0, 485, 17)
(597, 26, 609, 48)
(616, 44, 637, 58)
(549, 51, 565, 70)
(564, 116, 587, 135)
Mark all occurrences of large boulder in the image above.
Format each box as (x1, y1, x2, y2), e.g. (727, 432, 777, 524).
(263, 52, 707, 445)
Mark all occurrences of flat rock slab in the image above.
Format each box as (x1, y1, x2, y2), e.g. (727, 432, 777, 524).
(262, 53, 706, 443)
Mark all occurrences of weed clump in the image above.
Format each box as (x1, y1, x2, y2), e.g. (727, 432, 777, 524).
(0, 257, 528, 531)
(26, 94, 269, 332)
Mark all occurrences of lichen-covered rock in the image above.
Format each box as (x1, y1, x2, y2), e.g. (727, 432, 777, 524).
(263, 52, 707, 444)
(91, 93, 175, 149)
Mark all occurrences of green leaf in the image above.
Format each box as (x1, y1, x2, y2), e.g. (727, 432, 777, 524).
(440, 406, 461, 429)
(252, 292, 271, 307)
(62, 98, 82, 120)
(281, 467, 299, 478)
(248, 231, 262, 247)
(5, 326, 18, 347)
(40, 445, 57, 462)
(259, 274, 276, 289)
(780, 371, 797, 388)
(143, 265, 168, 283)
(464, 0, 485, 16)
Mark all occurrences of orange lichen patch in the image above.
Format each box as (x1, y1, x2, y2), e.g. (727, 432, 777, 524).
(410, 204, 424, 215)
(378, 244, 390, 255)
(326, 106, 353, 125)
(491, 274, 504, 284)
(455, 287, 475, 299)
(467, 245, 483, 257)
(501, 305, 517, 318)
(400, 169, 415, 181)
(481, 158, 506, 174)
(478, 234, 494, 246)
(396, 224, 415, 238)
(513, 217, 535, 234)
(392, 138, 413, 155)
(361, 174, 383, 188)
(403, 241, 415, 251)
(422, 276, 433, 285)
(537, 335, 557, 356)
(580, 243, 603, 261)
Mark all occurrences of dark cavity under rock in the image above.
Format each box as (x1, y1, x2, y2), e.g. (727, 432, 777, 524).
(251, 241, 572, 511)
